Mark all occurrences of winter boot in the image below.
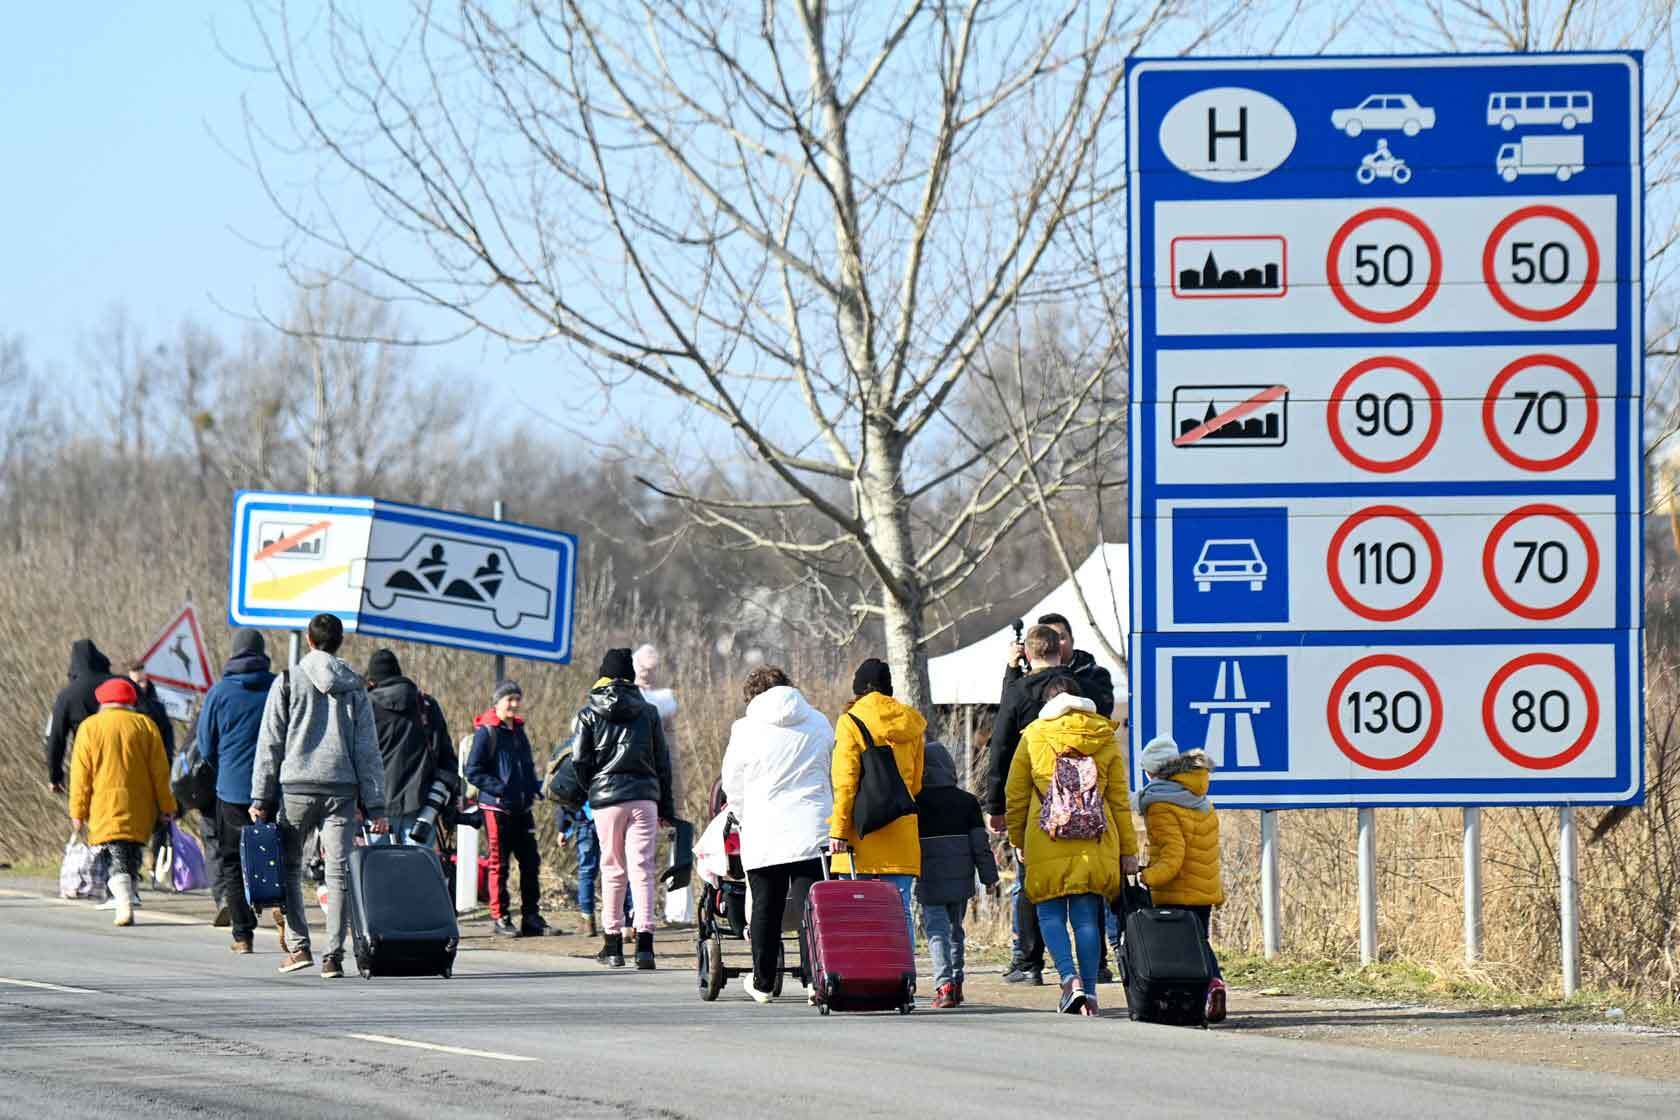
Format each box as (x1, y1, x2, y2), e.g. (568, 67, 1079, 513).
(952, 980, 965, 1007)
(596, 932, 625, 968)
(583, 909, 599, 938)
(110, 874, 135, 927)
(635, 931, 656, 970)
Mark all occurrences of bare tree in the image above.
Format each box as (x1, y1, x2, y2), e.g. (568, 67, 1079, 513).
(241, 0, 1267, 706)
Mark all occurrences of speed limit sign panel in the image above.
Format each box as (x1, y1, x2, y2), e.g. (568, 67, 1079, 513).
(1128, 52, 1642, 807)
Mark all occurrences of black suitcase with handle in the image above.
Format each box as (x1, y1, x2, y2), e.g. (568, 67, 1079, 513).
(1120, 904, 1212, 1026)
(346, 842, 459, 979)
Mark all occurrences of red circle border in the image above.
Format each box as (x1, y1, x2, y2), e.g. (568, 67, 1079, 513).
(1326, 356, 1445, 474)
(1481, 503, 1601, 621)
(1481, 354, 1600, 472)
(1327, 653, 1445, 772)
(1326, 208, 1445, 324)
(1481, 205, 1601, 323)
(1481, 652, 1600, 770)
(1326, 505, 1445, 622)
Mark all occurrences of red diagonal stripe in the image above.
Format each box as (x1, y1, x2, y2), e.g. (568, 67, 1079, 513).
(1174, 385, 1288, 447)
(253, 520, 331, 562)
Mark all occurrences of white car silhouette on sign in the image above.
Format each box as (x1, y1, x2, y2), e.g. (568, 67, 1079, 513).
(1331, 94, 1437, 137)
(358, 534, 552, 630)
(1194, 539, 1269, 592)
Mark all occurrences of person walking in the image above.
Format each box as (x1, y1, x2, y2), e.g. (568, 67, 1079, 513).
(68, 678, 176, 927)
(1000, 612, 1116, 718)
(44, 639, 117, 794)
(1005, 677, 1137, 1016)
(465, 680, 547, 938)
(634, 643, 690, 924)
(250, 613, 389, 979)
(125, 661, 178, 760)
(198, 630, 280, 953)
(719, 666, 834, 1004)
(574, 648, 673, 970)
(986, 624, 1073, 984)
(365, 649, 456, 846)
(915, 741, 999, 1009)
(828, 658, 925, 952)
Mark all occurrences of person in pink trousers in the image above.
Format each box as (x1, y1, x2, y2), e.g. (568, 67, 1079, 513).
(572, 648, 674, 969)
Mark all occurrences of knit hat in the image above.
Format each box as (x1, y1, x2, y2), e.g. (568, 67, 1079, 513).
(599, 648, 636, 681)
(366, 648, 402, 684)
(1140, 735, 1182, 776)
(95, 678, 139, 707)
(492, 679, 524, 704)
(231, 629, 266, 658)
(851, 657, 893, 698)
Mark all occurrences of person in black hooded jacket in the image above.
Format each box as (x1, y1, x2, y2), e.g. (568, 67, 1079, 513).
(573, 647, 673, 970)
(364, 649, 456, 846)
(1000, 611, 1115, 719)
(124, 662, 177, 761)
(45, 640, 117, 793)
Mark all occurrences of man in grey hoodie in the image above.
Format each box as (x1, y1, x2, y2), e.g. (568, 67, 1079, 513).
(250, 613, 388, 978)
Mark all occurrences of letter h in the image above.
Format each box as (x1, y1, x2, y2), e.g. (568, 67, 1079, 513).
(1207, 105, 1248, 163)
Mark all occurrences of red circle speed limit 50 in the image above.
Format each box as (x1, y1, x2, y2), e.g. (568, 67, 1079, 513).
(1327, 653, 1444, 771)
(1481, 652, 1600, 770)
(1326, 208, 1444, 323)
(1482, 205, 1600, 323)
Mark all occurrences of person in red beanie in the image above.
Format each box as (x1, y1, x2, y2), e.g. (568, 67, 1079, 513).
(69, 678, 176, 926)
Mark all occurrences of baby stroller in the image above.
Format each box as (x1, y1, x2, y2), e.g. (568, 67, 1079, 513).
(694, 779, 798, 1001)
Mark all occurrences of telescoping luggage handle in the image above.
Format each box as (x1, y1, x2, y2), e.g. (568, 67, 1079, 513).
(818, 851, 858, 882)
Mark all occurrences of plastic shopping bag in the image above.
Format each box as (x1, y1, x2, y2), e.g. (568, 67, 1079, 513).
(168, 820, 209, 892)
(58, 832, 108, 899)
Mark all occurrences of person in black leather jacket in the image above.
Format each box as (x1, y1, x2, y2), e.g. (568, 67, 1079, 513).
(573, 648, 673, 970)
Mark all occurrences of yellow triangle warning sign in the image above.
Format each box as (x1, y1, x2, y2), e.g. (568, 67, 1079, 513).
(138, 606, 213, 693)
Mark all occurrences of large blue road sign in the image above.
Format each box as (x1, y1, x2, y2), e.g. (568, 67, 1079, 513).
(1127, 53, 1643, 808)
(229, 491, 578, 663)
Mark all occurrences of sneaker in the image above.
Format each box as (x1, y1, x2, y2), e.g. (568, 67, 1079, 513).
(952, 980, 965, 1007)
(212, 905, 232, 929)
(742, 976, 774, 1004)
(1206, 978, 1228, 1024)
(492, 917, 520, 938)
(931, 983, 958, 1009)
(230, 939, 253, 955)
(1003, 965, 1044, 986)
(1057, 979, 1087, 1015)
(321, 953, 344, 980)
(277, 949, 314, 974)
(1082, 993, 1100, 1017)
(1098, 964, 1116, 985)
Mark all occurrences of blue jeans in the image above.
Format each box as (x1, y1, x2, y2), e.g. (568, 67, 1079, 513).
(921, 900, 967, 988)
(867, 874, 917, 955)
(1036, 893, 1104, 991)
(1106, 903, 1121, 951)
(575, 820, 600, 910)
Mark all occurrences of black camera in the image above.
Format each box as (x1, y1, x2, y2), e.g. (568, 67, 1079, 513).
(408, 770, 461, 847)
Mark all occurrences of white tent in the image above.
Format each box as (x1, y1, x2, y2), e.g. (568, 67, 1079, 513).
(928, 543, 1129, 707)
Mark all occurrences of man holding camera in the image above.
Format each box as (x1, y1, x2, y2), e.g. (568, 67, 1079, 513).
(365, 649, 457, 848)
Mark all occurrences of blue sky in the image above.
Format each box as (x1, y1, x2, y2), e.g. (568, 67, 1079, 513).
(0, 3, 543, 402)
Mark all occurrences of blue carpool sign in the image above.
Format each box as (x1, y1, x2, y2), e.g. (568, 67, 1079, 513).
(1127, 53, 1643, 808)
(229, 491, 578, 663)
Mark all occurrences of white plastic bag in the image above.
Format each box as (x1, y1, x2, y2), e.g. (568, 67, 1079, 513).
(58, 832, 108, 900)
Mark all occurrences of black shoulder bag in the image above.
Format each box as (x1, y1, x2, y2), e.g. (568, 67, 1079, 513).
(848, 713, 918, 838)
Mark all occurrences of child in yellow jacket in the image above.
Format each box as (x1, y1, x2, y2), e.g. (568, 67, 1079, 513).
(1136, 735, 1226, 1023)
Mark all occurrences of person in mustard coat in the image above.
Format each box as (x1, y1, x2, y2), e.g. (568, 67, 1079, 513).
(829, 658, 925, 951)
(69, 678, 177, 927)
(1136, 735, 1226, 1022)
(1006, 676, 1136, 1016)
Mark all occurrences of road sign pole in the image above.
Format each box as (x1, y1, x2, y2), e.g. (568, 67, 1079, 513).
(458, 499, 508, 914)
(1357, 808, 1377, 966)
(1463, 806, 1483, 963)
(286, 631, 300, 668)
(1559, 806, 1579, 998)
(1260, 809, 1281, 959)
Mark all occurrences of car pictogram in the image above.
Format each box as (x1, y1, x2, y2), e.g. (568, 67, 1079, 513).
(358, 534, 552, 630)
(1331, 94, 1437, 137)
(1194, 538, 1269, 592)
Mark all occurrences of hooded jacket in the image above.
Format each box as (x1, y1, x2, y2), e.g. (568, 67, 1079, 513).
(69, 706, 176, 845)
(915, 741, 999, 905)
(1002, 649, 1116, 719)
(198, 650, 277, 806)
(1005, 693, 1137, 904)
(249, 650, 386, 816)
(986, 664, 1077, 815)
(573, 678, 673, 817)
(44, 640, 116, 788)
(368, 676, 456, 817)
(1138, 765, 1224, 906)
(465, 708, 539, 813)
(829, 690, 926, 876)
(719, 685, 834, 872)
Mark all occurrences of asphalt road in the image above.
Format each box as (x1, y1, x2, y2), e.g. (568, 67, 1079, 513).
(2, 889, 1675, 1119)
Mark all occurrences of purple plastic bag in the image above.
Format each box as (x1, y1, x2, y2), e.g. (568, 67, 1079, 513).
(168, 820, 209, 892)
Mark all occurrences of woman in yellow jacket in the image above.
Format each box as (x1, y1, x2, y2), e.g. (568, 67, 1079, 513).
(829, 658, 924, 950)
(69, 678, 176, 927)
(1136, 735, 1226, 1022)
(1006, 677, 1136, 1016)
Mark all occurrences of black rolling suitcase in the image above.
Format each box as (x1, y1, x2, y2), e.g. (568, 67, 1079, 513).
(346, 842, 459, 979)
(1118, 880, 1212, 1026)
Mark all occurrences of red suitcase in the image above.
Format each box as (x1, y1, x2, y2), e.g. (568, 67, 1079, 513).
(804, 865, 916, 1015)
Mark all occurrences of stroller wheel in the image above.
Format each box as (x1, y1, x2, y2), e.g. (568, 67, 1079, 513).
(698, 935, 725, 1001)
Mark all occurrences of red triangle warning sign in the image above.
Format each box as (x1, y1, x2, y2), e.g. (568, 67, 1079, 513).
(138, 605, 213, 693)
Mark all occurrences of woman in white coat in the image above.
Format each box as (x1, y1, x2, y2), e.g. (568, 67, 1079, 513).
(720, 665, 835, 1003)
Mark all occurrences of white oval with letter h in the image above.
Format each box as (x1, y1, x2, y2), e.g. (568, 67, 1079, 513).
(1159, 87, 1296, 182)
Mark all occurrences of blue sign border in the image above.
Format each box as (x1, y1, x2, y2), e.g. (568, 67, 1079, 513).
(1127, 52, 1644, 807)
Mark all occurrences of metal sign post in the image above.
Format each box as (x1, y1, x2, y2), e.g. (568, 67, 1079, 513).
(1357, 808, 1377, 965)
(1260, 809, 1281, 958)
(1463, 806, 1483, 962)
(1560, 806, 1580, 996)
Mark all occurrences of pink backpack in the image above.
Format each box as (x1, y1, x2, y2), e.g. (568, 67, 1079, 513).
(1038, 752, 1107, 840)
